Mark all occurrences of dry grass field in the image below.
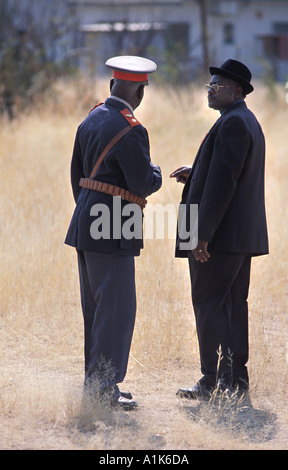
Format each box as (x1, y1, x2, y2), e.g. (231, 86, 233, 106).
(0, 77, 287, 450)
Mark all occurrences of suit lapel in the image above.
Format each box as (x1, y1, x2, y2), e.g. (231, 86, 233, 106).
(191, 119, 219, 170)
(180, 101, 247, 202)
(181, 119, 220, 199)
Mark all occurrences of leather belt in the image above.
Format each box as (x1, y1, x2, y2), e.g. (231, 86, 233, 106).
(79, 178, 147, 209)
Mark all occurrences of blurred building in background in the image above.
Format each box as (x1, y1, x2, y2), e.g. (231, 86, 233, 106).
(67, 0, 288, 82)
(0, 0, 288, 117)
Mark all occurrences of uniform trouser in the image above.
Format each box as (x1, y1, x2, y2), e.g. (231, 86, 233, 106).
(77, 250, 136, 394)
(188, 251, 252, 389)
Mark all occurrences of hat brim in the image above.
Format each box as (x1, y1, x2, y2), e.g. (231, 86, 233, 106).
(209, 66, 254, 94)
(106, 56, 157, 74)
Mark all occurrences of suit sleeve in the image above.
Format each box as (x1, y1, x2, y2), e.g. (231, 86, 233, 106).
(198, 115, 250, 242)
(117, 125, 162, 198)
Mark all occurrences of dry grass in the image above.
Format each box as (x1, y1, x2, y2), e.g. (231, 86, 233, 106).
(0, 78, 287, 450)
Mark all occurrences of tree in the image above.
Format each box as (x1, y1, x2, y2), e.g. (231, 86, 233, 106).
(199, 0, 209, 74)
(0, 0, 78, 118)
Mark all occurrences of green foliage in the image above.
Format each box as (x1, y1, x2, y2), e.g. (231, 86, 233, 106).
(0, 0, 77, 118)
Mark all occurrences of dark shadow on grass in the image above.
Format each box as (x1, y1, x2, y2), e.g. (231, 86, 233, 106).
(180, 391, 277, 443)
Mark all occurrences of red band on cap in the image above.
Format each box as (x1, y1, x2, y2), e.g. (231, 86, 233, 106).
(113, 70, 148, 82)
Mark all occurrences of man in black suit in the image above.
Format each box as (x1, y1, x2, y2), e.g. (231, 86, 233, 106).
(65, 56, 162, 409)
(171, 59, 268, 399)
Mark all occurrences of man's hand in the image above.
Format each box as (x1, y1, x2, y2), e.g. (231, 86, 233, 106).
(192, 240, 210, 263)
(170, 166, 191, 184)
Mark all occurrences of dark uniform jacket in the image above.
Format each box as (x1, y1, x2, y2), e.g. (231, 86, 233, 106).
(65, 97, 162, 255)
(176, 101, 269, 257)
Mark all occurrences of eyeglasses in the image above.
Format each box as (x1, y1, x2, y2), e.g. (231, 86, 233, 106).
(205, 84, 236, 92)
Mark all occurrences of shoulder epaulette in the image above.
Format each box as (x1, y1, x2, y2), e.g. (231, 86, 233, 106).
(88, 102, 104, 114)
(120, 108, 141, 127)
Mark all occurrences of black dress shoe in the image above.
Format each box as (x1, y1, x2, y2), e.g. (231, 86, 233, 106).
(176, 383, 212, 400)
(115, 395, 138, 411)
(120, 391, 133, 399)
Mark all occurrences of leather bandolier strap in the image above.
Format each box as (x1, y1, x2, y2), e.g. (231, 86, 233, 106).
(79, 122, 147, 209)
(79, 178, 147, 208)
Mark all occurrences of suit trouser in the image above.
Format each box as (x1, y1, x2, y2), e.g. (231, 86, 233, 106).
(188, 251, 251, 389)
(77, 250, 136, 393)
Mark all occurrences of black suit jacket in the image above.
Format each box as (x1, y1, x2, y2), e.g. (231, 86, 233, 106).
(176, 101, 269, 257)
(65, 98, 162, 255)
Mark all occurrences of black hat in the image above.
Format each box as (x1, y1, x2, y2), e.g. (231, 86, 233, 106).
(209, 59, 254, 94)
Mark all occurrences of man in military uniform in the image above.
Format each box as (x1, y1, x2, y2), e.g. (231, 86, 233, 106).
(171, 59, 268, 400)
(65, 56, 162, 410)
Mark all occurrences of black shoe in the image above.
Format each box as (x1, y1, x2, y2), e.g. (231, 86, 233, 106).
(176, 376, 217, 400)
(114, 395, 138, 411)
(120, 391, 133, 399)
(176, 382, 212, 400)
(216, 378, 232, 393)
